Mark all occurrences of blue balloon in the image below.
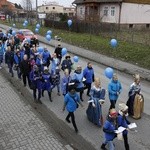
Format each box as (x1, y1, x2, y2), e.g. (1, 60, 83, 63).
(12, 30, 16, 36)
(46, 34, 51, 41)
(13, 24, 16, 27)
(35, 28, 39, 33)
(47, 30, 52, 35)
(23, 23, 26, 27)
(110, 39, 117, 48)
(73, 56, 79, 62)
(62, 48, 67, 56)
(36, 24, 40, 29)
(27, 38, 31, 43)
(37, 47, 44, 53)
(67, 19, 72, 27)
(3, 33, 7, 37)
(8, 33, 11, 37)
(104, 67, 114, 79)
(24, 20, 28, 25)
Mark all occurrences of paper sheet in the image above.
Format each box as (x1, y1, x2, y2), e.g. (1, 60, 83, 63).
(128, 123, 137, 129)
(115, 126, 126, 134)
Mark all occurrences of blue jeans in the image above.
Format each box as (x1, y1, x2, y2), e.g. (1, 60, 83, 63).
(103, 140, 115, 150)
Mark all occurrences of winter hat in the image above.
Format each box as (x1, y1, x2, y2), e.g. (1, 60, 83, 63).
(119, 103, 128, 112)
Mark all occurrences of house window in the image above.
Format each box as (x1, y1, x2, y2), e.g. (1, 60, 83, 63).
(146, 24, 149, 28)
(104, 7, 108, 16)
(46, 7, 48, 10)
(53, 7, 55, 9)
(129, 24, 133, 28)
(111, 7, 115, 16)
(80, 7, 83, 15)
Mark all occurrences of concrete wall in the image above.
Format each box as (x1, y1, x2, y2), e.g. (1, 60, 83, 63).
(120, 3, 150, 24)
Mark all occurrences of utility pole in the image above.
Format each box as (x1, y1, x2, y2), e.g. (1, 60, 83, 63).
(36, 0, 38, 21)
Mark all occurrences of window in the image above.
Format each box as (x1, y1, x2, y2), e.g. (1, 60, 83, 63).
(80, 7, 83, 15)
(146, 24, 149, 28)
(46, 7, 48, 10)
(129, 24, 133, 28)
(53, 7, 55, 9)
(111, 7, 115, 16)
(104, 7, 108, 16)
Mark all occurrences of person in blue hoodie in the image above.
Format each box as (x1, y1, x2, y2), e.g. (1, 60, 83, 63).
(118, 103, 130, 150)
(41, 66, 52, 102)
(72, 65, 84, 101)
(108, 74, 122, 109)
(83, 62, 95, 96)
(101, 109, 118, 150)
(62, 84, 83, 133)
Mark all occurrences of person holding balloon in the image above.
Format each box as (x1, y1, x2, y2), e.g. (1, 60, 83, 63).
(108, 74, 122, 109)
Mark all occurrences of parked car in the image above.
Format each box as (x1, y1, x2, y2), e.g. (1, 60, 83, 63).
(16, 29, 38, 42)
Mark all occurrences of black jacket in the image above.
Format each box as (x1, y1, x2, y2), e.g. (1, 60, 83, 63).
(20, 60, 31, 75)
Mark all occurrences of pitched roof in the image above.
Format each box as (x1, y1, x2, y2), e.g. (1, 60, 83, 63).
(73, 0, 123, 4)
(124, 0, 150, 4)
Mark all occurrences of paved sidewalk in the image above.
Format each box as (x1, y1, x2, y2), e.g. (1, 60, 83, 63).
(0, 73, 72, 150)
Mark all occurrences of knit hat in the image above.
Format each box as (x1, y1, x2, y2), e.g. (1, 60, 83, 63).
(119, 103, 128, 112)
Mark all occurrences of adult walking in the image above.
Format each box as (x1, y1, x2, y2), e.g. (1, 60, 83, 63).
(108, 74, 122, 109)
(72, 65, 84, 101)
(83, 62, 95, 96)
(62, 84, 83, 133)
(126, 74, 144, 119)
(20, 54, 31, 87)
(86, 77, 105, 127)
(118, 103, 130, 150)
(54, 43, 62, 63)
(101, 109, 118, 150)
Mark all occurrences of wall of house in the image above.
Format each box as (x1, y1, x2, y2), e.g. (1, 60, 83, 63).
(99, 3, 120, 23)
(120, 3, 150, 24)
(38, 5, 64, 14)
(76, 5, 85, 20)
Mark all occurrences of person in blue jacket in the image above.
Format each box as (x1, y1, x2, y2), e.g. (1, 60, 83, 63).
(0, 40, 4, 69)
(101, 108, 118, 150)
(62, 84, 83, 133)
(118, 103, 130, 150)
(30, 65, 42, 104)
(61, 69, 72, 96)
(41, 66, 52, 102)
(36, 54, 45, 73)
(72, 65, 84, 101)
(42, 47, 51, 67)
(108, 74, 122, 109)
(83, 62, 95, 96)
(14, 49, 22, 79)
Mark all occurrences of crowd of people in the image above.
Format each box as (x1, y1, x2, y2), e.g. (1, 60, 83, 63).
(0, 28, 144, 150)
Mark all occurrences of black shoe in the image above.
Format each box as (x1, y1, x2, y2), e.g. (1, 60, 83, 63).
(101, 143, 107, 150)
(38, 99, 42, 104)
(65, 118, 71, 123)
(75, 128, 78, 133)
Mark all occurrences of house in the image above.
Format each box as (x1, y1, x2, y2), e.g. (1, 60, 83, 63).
(73, 0, 150, 28)
(38, 2, 76, 20)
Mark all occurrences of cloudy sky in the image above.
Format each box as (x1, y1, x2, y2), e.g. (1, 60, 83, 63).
(8, 0, 75, 7)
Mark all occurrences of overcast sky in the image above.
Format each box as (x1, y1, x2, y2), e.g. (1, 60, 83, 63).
(8, 0, 75, 7)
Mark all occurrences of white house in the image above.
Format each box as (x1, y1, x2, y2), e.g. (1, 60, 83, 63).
(73, 0, 150, 28)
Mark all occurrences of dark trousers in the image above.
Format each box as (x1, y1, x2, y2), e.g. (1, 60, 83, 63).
(66, 112, 78, 131)
(109, 100, 117, 109)
(123, 134, 130, 150)
(8, 63, 14, 76)
(84, 83, 91, 95)
(22, 73, 31, 86)
(33, 88, 41, 100)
